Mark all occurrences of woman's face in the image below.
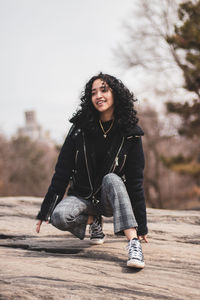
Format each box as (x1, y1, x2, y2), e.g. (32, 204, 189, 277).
(91, 79, 114, 118)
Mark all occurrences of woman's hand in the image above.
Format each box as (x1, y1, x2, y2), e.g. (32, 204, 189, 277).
(138, 235, 148, 243)
(36, 220, 43, 233)
(36, 220, 49, 233)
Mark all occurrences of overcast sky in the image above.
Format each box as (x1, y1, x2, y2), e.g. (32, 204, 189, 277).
(1, 0, 143, 142)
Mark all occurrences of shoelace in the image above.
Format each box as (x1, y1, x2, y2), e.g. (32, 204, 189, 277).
(89, 219, 102, 236)
(127, 240, 143, 260)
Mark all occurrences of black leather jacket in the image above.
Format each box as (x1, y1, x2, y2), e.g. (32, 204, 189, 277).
(37, 124, 148, 236)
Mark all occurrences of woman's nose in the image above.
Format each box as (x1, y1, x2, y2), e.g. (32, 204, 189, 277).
(96, 90, 102, 98)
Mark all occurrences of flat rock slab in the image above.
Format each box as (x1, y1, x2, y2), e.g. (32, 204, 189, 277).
(0, 197, 200, 300)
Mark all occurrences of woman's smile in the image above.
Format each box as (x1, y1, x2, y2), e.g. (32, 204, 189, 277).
(96, 99, 106, 106)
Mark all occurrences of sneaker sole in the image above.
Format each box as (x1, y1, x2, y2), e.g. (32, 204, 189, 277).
(127, 259, 145, 269)
(90, 238, 105, 245)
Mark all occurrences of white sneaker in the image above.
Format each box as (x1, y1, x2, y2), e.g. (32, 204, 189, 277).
(127, 238, 145, 268)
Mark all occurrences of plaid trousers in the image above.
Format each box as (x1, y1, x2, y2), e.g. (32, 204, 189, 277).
(51, 173, 138, 239)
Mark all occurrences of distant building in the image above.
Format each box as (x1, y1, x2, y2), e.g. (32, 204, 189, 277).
(17, 110, 54, 146)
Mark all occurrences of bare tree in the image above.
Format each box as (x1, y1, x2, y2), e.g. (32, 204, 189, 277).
(115, 0, 188, 102)
(139, 104, 198, 209)
(0, 134, 12, 194)
(139, 105, 170, 208)
(0, 134, 58, 197)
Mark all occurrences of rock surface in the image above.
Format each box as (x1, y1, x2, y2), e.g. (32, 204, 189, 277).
(0, 196, 200, 300)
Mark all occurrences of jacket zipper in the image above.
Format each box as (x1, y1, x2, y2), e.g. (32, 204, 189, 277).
(83, 133, 94, 199)
(75, 150, 79, 166)
(93, 136, 125, 197)
(110, 137, 125, 173)
(46, 195, 59, 221)
(118, 154, 127, 173)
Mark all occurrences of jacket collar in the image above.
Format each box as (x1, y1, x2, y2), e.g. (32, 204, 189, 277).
(122, 124, 144, 138)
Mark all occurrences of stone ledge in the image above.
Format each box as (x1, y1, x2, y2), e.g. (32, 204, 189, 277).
(0, 197, 200, 300)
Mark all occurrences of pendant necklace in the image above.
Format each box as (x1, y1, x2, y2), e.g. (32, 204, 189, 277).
(99, 119, 114, 138)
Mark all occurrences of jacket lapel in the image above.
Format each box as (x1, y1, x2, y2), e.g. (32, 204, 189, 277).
(83, 133, 96, 186)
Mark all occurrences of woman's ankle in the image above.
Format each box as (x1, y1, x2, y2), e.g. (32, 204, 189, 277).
(87, 215, 94, 225)
(124, 227, 137, 241)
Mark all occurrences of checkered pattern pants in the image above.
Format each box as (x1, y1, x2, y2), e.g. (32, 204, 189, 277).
(51, 173, 138, 239)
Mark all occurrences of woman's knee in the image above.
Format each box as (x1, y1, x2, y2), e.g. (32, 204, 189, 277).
(50, 198, 87, 230)
(50, 206, 67, 229)
(102, 173, 123, 187)
(101, 173, 129, 205)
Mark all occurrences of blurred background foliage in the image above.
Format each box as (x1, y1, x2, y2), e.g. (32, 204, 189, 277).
(0, 135, 58, 197)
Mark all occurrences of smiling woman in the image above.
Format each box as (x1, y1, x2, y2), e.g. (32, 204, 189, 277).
(36, 72, 148, 269)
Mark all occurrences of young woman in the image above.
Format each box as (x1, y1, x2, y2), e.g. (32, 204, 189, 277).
(36, 73, 148, 268)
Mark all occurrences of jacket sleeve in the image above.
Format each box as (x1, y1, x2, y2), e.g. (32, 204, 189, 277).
(125, 137, 148, 236)
(36, 127, 76, 220)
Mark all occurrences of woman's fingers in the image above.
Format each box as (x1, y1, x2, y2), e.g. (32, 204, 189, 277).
(138, 235, 148, 243)
(36, 220, 42, 233)
(143, 235, 148, 243)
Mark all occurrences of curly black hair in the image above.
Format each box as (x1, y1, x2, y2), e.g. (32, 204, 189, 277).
(70, 72, 138, 135)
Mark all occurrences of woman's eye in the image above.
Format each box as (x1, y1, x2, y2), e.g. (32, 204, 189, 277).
(101, 87, 107, 92)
